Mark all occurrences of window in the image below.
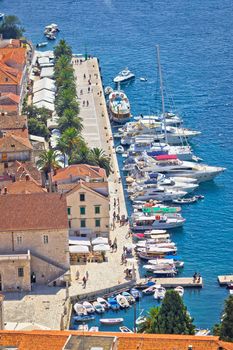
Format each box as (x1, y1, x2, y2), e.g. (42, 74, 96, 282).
(95, 219, 101, 227)
(17, 236, 22, 244)
(95, 206, 100, 214)
(80, 193, 85, 201)
(43, 235, 49, 244)
(80, 206, 86, 215)
(67, 207, 71, 215)
(80, 219, 86, 228)
(18, 267, 24, 277)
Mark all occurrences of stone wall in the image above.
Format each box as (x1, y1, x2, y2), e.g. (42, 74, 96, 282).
(0, 258, 31, 291)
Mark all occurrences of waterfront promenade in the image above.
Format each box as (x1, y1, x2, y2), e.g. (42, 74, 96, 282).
(70, 56, 139, 296)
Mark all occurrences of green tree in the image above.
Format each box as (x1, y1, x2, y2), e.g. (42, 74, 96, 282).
(138, 307, 159, 334)
(36, 149, 60, 191)
(54, 39, 72, 61)
(57, 127, 85, 161)
(58, 109, 82, 134)
(28, 118, 50, 140)
(55, 88, 79, 117)
(0, 15, 24, 39)
(217, 295, 233, 341)
(155, 290, 195, 335)
(89, 148, 112, 177)
(70, 142, 91, 165)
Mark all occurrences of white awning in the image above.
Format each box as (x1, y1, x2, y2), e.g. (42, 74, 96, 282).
(40, 66, 54, 78)
(93, 244, 110, 252)
(69, 237, 91, 246)
(69, 245, 89, 253)
(92, 237, 108, 245)
(33, 78, 56, 93)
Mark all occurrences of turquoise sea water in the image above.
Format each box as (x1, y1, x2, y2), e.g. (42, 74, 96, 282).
(2, 0, 233, 331)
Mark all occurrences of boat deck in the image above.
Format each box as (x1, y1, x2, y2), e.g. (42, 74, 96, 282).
(139, 277, 203, 288)
(218, 275, 233, 285)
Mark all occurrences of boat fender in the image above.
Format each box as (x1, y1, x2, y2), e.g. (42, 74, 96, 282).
(156, 215, 160, 220)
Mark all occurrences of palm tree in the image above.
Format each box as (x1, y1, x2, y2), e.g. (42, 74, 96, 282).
(69, 143, 91, 165)
(36, 149, 60, 191)
(89, 148, 112, 177)
(138, 307, 160, 334)
(55, 89, 79, 117)
(54, 39, 72, 61)
(57, 127, 85, 162)
(58, 109, 82, 134)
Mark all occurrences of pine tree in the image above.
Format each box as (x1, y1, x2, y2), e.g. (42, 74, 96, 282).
(219, 295, 233, 341)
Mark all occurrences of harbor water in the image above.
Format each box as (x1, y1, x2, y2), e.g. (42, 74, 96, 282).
(2, 0, 233, 330)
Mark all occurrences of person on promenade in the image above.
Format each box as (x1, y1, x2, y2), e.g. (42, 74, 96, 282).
(193, 272, 197, 282)
(117, 197, 120, 206)
(75, 270, 80, 280)
(80, 89, 83, 95)
(86, 100, 89, 107)
(83, 100, 85, 107)
(82, 276, 87, 288)
(89, 74, 91, 79)
(197, 273, 201, 283)
(88, 86, 90, 93)
(83, 73, 86, 79)
(116, 213, 120, 222)
(114, 198, 116, 208)
(86, 271, 89, 280)
(113, 211, 116, 220)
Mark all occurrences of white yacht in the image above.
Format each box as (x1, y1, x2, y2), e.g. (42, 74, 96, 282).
(131, 214, 186, 231)
(130, 154, 225, 183)
(134, 113, 183, 126)
(113, 68, 135, 83)
(130, 186, 187, 202)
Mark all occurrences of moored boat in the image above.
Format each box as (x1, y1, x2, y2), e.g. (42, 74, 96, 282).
(73, 314, 95, 323)
(74, 303, 87, 316)
(130, 288, 142, 300)
(116, 294, 130, 308)
(122, 291, 135, 304)
(107, 296, 120, 310)
(92, 301, 105, 313)
(83, 301, 95, 314)
(153, 285, 166, 300)
(113, 68, 135, 83)
(97, 297, 110, 310)
(100, 318, 124, 325)
(119, 326, 134, 333)
(36, 42, 48, 48)
(174, 286, 184, 297)
(109, 90, 131, 123)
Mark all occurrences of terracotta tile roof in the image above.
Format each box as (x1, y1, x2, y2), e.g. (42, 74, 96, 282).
(0, 114, 27, 130)
(0, 61, 22, 85)
(0, 331, 232, 350)
(0, 47, 26, 66)
(0, 104, 18, 113)
(0, 192, 68, 231)
(3, 178, 46, 194)
(6, 161, 42, 183)
(0, 133, 33, 151)
(52, 164, 106, 182)
(0, 92, 20, 104)
(63, 181, 109, 199)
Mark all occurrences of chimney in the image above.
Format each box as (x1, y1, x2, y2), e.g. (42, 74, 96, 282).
(4, 187, 7, 195)
(0, 294, 4, 330)
(25, 174, 30, 181)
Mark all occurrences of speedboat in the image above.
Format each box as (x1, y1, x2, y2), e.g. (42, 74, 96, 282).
(83, 301, 95, 314)
(130, 288, 142, 300)
(122, 291, 135, 304)
(140, 77, 147, 82)
(153, 268, 177, 276)
(100, 318, 124, 325)
(109, 90, 131, 123)
(135, 280, 155, 290)
(92, 301, 105, 313)
(134, 113, 182, 126)
(172, 196, 198, 204)
(131, 214, 185, 231)
(174, 286, 184, 297)
(74, 314, 95, 323)
(36, 42, 48, 48)
(113, 68, 135, 83)
(130, 187, 187, 202)
(107, 296, 120, 310)
(74, 303, 87, 316)
(119, 326, 134, 333)
(154, 286, 166, 300)
(148, 258, 184, 269)
(97, 297, 110, 310)
(116, 294, 130, 308)
(195, 329, 211, 336)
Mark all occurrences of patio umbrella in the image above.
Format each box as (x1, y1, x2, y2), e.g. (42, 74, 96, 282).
(69, 245, 89, 253)
(93, 244, 110, 252)
(92, 237, 108, 245)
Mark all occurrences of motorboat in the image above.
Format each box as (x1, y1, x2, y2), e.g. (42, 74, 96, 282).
(136, 314, 147, 326)
(89, 326, 99, 332)
(138, 202, 181, 214)
(122, 291, 135, 304)
(74, 303, 87, 316)
(104, 86, 113, 95)
(153, 268, 177, 276)
(97, 297, 110, 310)
(172, 196, 198, 204)
(83, 301, 95, 314)
(107, 296, 120, 310)
(137, 245, 177, 254)
(0, 13, 5, 20)
(134, 113, 182, 126)
(119, 326, 134, 333)
(142, 284, 159, 295)
(130, 187, 187, 202)
(135, 280, 155, 290)
(100, 318, 124, 325)
(131, 214, 185, 231)
(116, 294, 130, 308)
(73, 314, 95, 323)
(135, 154, 225, 183)
(130, 288, 142, 300)
(143, 263, 175, 272)
(136, 240, 176, 249)
(174, 286, 184, 297)
(139, 77, 147, 82)
(116, 145, 125, 154)
(44, 23, 59, 35)
(78, 324, 89, 331)
(113, 68, 135, 83)
(154, 286, 166, 300)
(92, 301, 105, 313)
(148, 258, 184, 269)
(109, 90, 131, 123)
(138, 250, 176, 260)
(46, 33, 56, 40)
(36, 42, 48, 48)
(195, 329, 211, 336)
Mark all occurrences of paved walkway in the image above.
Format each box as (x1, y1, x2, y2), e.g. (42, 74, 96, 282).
(70, 57, 140, 297)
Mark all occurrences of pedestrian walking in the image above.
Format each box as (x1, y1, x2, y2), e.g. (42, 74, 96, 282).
(82, 276, 87, 288)
(113, 211, 116, 219)
(75, 270, 80, 280)
(86, 100, 89, 107)
(88, 86, 90, 93)
(83, 100, 85, 107)
(80, 89, 83, 95)
(86, 271, 89, 280)
(83, 73, 86, 79)
(89, 74, 91, 79)
(114, 198, 116, 208)
(117, 197, 120, 206)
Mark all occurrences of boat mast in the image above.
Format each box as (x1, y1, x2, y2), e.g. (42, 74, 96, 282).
(156, 45, 167, 143)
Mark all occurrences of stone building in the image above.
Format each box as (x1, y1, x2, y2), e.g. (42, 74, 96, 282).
(0, 192, 69, 291)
